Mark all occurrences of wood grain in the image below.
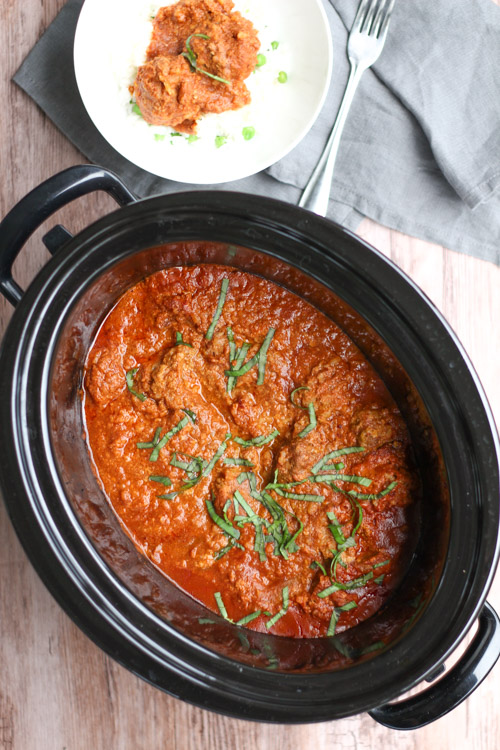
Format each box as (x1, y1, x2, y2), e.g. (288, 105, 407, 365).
(1, 1, 499, 748)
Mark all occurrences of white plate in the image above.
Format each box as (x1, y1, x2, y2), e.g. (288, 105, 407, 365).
(74, 0, 333, 185)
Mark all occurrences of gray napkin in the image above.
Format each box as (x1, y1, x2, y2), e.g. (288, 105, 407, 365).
(13, 0, 500, 264)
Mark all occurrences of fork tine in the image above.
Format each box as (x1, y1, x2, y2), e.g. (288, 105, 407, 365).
(361, 0, 384, 34)
(374, 0, 395, 39)
(351, 0, 371, 33)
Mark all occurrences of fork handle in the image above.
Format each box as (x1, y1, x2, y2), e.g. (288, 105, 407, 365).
(298, 61, 367, 217)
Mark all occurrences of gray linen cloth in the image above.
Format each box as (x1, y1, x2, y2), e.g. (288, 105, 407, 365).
(13, 0, 500, 263)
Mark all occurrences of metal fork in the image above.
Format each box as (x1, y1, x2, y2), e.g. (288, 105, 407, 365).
(298, 0, 396, 216)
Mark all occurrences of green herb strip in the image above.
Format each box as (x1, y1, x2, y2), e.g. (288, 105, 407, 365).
(233, 429, 279, 447)
(273, 487, 323, 503)
(168, 435, 229, 496)
(325, 474, 372, 487)
(344, 480, 398, 501)
(311, 560, 327, 575)
(183, 34, 230, 84)
(236, 610, 262, 626)
(327, 601, 357, 637)
(214, 592, 232, 621)
(223, 457, 254, 467)
(265, 586, 289, 630)
(233, 490, 254, 516)
(225, 327, 275, 384)
(227, 341, 250, 394)
(237, 471, 258, 491)
(236, 472, 303, 560)
(227, 326, 236, 363)
(125, 368, 146, 402)
(175, 331, 193, 347)
(136, 427, 161, 450)
(149, 475, 172, 487)
(149, 415, 191, 462)
(318, 571, 375, 598)
(206, 278, 229, 340)
(202, 433, 231, 477)
(311, 447, 365, 474)
(215, 539, 244, 560)
(206, 498, 240, 540)
(290, 385, 309, 409)
(257, 328, 275, 385)
(359, 641, 386, 655)
(159, 492, 178, 501)
(298, 402, 317, 438)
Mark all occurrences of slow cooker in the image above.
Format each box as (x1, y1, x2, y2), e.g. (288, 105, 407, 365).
(0, 164, 499, 730)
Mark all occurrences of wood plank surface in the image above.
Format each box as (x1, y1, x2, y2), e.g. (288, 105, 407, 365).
(1, 1, 499, 748)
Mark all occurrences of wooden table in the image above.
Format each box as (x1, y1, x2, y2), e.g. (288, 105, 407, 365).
(1, 1, 499, 748)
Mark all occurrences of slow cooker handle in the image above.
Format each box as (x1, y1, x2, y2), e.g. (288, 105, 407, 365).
(0, 165, 137, 307)
(369, 601, 500, 730)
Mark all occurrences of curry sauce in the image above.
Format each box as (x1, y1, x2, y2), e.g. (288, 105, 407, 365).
(83, 265, 420, 638)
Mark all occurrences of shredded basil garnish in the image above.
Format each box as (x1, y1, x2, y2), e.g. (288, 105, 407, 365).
(272, 487, 324, 503)
(233, 490, 258, 519)
(125, 368, 146, 402)
(311, 447, 365, 475)
(202, 433, 231, 476)
(227, 341, 250, 394)
(175, 332, 193, 347)
(236, 610, 262, 626)
(359, 641, 385, 655)
(327, 474, 372, 487)
(236, 474, 303, 560)
(214, 591, 233, 621)
(136, 427, 162, 450)
(311, 560, 327, 575)
(215, 539, 244, 559)
(158, 491, 178, 501)
(223, 457, 254, 467)
(318, 571, 374, 598)
(298, 402, 317, 438)
(227, 326, 236, 362)
(344, 480, 398, 501)
(149, 415, 192, 462)
(290, 385, 309, 409)
(183, 34, 230, 84)
(206, 278, 229, 340)
(265, 586, 289, 630)
(233, 429, 279, 447)
(225, 328, 275, 384)
(149, 475, 172, 487)
(206, 498, 240, 539)
(327, 601, 357, 636)
(257, 328, 275, 385)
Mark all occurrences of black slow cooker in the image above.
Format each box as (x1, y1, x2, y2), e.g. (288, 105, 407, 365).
(0, 165, 499, 730)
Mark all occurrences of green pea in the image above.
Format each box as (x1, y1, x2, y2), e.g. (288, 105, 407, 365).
(242, 127, 256, 141)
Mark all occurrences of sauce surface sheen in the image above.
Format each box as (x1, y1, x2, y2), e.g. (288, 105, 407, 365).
(83, 264, 419, 638)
